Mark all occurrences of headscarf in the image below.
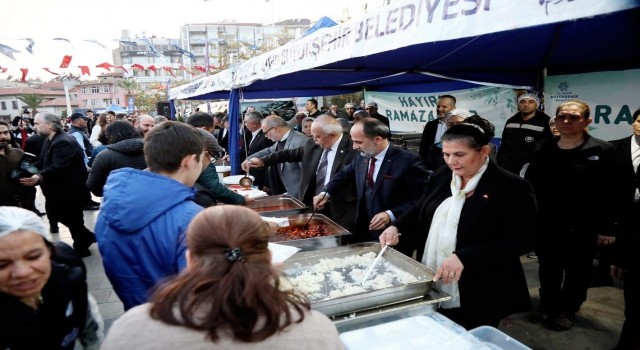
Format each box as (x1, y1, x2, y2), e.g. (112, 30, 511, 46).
(0, 206, 50, 241)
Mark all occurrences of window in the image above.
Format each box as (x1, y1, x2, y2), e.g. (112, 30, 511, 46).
(91, 99, 99, 106)
(12, 101, 18, 109)
(101, 85, 111, 93)
(81, 87, 87, 94)
(103, 98, 112, 105)
(1, 102, 5, 110)
(91, 86, 99, 93)
(115, 98, 120, 105)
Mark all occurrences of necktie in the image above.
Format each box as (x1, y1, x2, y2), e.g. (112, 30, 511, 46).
(367, 157, 376, 188)
(276, 140, 285, 151)
(315, 149, 330, 194)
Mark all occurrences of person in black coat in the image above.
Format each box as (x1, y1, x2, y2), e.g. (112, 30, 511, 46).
(381, 117, 536, 330)
(610, 108, 640, 350)
(240, 111, 274, 190)
(87, 121, 146, 197)
(20, 112, 96, 257)
(418, 95, 456, 171)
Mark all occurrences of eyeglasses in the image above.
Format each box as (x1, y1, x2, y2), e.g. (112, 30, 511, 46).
(555, 114, 584, 123)
(263, 127, 275, 135)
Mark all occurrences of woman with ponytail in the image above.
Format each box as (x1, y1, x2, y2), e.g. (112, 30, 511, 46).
(102, 206, 342, 349)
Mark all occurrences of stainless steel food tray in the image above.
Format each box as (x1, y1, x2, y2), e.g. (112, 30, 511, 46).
(270, 213, 351, 252)
(246, 194, 308, 217)
(283, 243, 435, 316)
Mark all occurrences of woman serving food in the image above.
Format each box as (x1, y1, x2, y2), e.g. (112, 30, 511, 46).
(380, 117, 537, 329)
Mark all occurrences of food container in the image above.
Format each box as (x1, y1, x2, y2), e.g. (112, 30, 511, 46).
(215, 165, 231, 179)
(270, 213, 351, 251)
(283, 243, 435, 316)
(340, 313, 484, 350)
(246, 194, 308, 217)
(469, 326, 531, 350)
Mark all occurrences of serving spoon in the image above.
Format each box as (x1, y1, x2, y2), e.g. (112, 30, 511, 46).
(361, 244, 388, 286)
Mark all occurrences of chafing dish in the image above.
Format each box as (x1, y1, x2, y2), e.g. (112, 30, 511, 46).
(270, 213, 351, 251)
(246, 194, 308, 216)
(283, 243, 436, 316)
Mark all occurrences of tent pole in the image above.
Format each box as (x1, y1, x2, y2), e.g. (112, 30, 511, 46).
(228, 89, 241, 175)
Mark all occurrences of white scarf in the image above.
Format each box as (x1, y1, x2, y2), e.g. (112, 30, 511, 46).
(422, 157, 489, 308)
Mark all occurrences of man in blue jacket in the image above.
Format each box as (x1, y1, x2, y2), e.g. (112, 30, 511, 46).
(95, 121, 205, 310)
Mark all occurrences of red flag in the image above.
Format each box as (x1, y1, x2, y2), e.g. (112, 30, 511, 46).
(193, 65, 206, 73)
(79, 65, 90, 76)
(96, 62, 114, 71)
(20, 68, 28, 82)
(147, 65, 157, 72)
(131, 64, 145, 70)
(59, 55, 72, 68)
(162, 66, 176, 78)
(0, 66, 7, 73)
(43, 68, 61, 75)
(115, 65, 128, 73)
(178, 65, 187, 71)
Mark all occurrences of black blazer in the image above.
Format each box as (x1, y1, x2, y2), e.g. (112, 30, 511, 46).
(418, 119, 440, 167)
(35, 131, 88, 200)
(396, 161, 535, 321)
(327, 144, 429, 241)
(240, 129, 274, 188)
(610, 136, 640, 269)
(261, 135, 357, 231)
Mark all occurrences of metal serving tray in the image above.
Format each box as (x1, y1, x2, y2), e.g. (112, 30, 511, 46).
(246, 194, 308, 217)
(270, 213, 351, 252)
(283, 243, 435, 316)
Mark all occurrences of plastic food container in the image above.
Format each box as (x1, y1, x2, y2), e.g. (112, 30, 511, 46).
(469, 326, 531, 350)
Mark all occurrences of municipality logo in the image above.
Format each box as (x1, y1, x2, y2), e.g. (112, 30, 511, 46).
(558, 81, 569, 91)
(554, 81, 577, 101)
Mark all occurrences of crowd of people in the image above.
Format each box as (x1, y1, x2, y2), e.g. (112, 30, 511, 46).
(0, 95, 638, 349)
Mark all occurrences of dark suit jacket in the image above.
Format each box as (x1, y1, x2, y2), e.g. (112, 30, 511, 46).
(240, 129, 274, 188)
(260, 135, 357, 231)
(396, 161, 535, 321)
(418, 119, 440, 168)
(35, 131, 88, 201)
(326, 144, 428, 241)
(611, 136, 640, 269)
(216, 128, 229, 150)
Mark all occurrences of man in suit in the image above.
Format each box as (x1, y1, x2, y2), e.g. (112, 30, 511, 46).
(244, 116, 357, 230)
(242, 116, 308, 198)
(240, 111, 274, 189)
(419, 95, 456, 171)
(315, 117, 429, 244)
(20, 112, 96, 257)
(610, 108, 640, 350)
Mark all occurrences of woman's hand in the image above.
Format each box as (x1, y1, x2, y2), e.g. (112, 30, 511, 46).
(433, 254, 464, 284)
(379, 226, 400, 246)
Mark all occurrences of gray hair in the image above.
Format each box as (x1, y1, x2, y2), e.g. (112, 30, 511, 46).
(37, 112, 64, 132)
(154, 115, 168, 124)
(313, 115, 343, 135)
(302, 117, 315, 124)
(262, 115, 288, 128)
(0, 206, 50, 241)
(244, 111, 263, 124)
(344, 103, 355, 109)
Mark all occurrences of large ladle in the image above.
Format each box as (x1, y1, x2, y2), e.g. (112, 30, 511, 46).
(298, 191, 328, 230)
(238, 172, 253, 189)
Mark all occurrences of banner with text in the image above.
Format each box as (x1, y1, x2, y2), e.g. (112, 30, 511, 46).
(170, 0, 637, 100)
(545, 69, 640, 141)
(366, 86, 517, 135)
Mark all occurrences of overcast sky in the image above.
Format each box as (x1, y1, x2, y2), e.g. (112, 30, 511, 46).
(1, 0, 371, 80)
